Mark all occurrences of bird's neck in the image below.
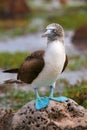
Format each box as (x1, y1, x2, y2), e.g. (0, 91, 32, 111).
(47, 37, 64, 45)
(46, 39, 65, 58)
(47, 38, 64, 48)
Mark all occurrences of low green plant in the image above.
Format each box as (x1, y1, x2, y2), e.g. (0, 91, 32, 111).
(67, 54, 87, 70)
(63, 81, 87, 108)
(46, 5, 87, 29)
(0, 52, 29, 69)
(8, 90, 35, 110)
(0, 89, 35, 110)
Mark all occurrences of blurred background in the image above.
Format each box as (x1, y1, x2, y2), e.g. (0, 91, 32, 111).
(0, 0, 87, 110)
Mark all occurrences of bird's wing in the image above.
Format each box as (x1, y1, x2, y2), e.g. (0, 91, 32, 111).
(62, 55, 68, 72)
(17, 50, 45, 84)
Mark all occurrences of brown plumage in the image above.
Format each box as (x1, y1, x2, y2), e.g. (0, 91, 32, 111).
(17, 50, 45, 84)
(62, 55, 68, 72)
(3, 68, 18, 73)
(3, 50, 45, 84)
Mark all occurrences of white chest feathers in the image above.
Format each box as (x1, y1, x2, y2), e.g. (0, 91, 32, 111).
(32, 41, 66, 87)
(44, 40, 65, 74)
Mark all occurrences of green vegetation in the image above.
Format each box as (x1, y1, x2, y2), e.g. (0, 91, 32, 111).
(0, 52, 87, 70)
(63, 81, 87, 108)
(47, 12, 87, 30)
(67, 54, 87, 70)
(0, 89, 35, 110)
(47, 5, 87, 29)
(0, 52, 29, 69)
(8, 90, 34, 110)
(0, 5, 87, 37)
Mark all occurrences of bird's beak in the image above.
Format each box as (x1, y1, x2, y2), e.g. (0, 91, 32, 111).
(42, 29, 51, 37)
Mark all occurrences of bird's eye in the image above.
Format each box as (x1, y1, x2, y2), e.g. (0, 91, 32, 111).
(52, 29, 56, 33)
(51, 29, 57, 36)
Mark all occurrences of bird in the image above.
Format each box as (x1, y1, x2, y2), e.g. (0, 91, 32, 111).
(3, 23, 68, 110)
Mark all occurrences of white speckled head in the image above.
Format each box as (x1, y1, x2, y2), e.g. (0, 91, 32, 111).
(42, 23, 64, 42)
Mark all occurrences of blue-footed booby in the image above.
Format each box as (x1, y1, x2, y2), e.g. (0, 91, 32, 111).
(3, 23, 68, 110)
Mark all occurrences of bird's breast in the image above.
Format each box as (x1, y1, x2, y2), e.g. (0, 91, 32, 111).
(44, 41, 65, 76)
(31, 41, 66, 87)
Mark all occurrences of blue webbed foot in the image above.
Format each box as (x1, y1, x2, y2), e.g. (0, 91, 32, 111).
(50, 96, 68, 102)
(36, 97, 50, 110)
(34, 88, 50, 110)
(49, 86, 69, 102)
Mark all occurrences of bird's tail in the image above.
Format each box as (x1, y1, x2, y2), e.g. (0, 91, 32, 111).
(3, 68, 19, 73)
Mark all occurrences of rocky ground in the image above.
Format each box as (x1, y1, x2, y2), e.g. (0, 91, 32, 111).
(0, 99, 87, 130)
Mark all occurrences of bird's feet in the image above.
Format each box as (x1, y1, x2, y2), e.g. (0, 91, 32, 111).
(36, 97, 50, 110)
(34, 86, 68, 110)
(50, 96, 68, 102)
(34, 88, 50, 110)
(49, 86, 69, 102)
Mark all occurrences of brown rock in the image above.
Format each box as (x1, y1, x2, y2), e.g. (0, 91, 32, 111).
(72, 25, 87, 52)
(0, 0, 31, 18)
(0, 109, 14, 130)
(0, 99, 87, 130)
(59, 0, 68, 5)
(12, 99, 87, 130)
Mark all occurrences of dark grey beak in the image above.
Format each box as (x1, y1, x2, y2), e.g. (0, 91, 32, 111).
(42, 29, 51, 37)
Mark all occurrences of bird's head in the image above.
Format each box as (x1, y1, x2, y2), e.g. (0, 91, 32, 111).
(42, 23, 64, 42)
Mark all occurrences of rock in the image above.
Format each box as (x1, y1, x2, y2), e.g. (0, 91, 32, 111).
(0, 109, 14, 130)
(59, 0, 68, 5)
(0, 99, 87, 130)
(12, 99, 87, 130)
(72, 25, 87, 52)
(0, 0, 31, 18)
